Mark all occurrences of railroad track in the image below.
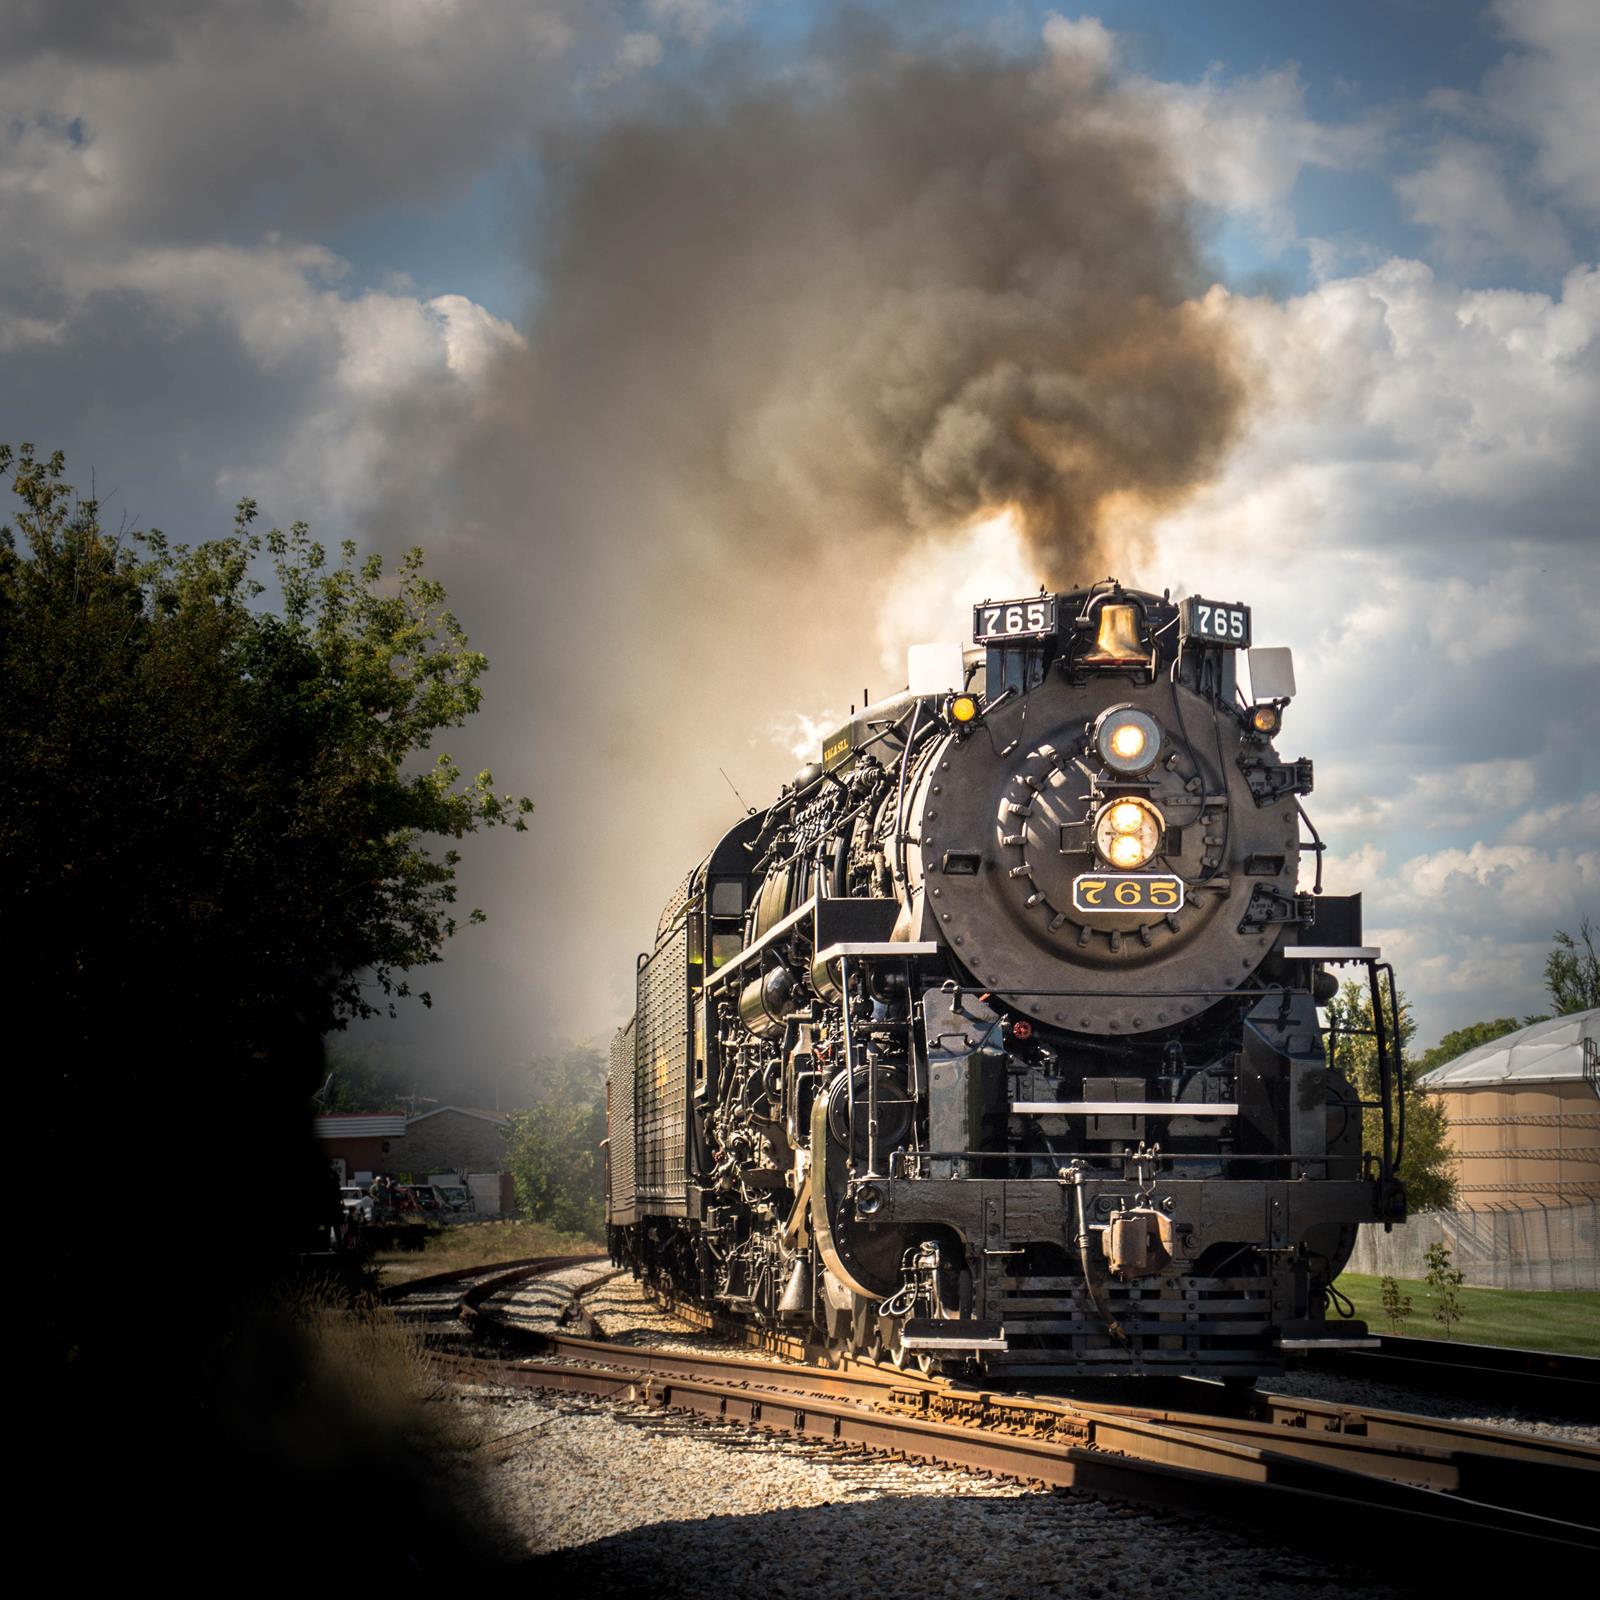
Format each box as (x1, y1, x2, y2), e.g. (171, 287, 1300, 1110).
(387, 1258, 1600, 1579)
(1307, 1333, 1600, 1421)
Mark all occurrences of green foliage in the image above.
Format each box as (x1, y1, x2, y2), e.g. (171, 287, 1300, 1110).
(1423, 1242, 1466, 1340)
(1379, 1274, 1413, 1334)
(506, 1104, 604, 1235)
(0, 443, 532, 1068)
(1545, 916, 1599, 1015)
(504, 1045, 608, 1237)
(1325, 978, 1457, 1211)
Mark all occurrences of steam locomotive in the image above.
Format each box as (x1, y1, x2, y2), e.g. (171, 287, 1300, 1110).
(606, 581, 1406, 1378)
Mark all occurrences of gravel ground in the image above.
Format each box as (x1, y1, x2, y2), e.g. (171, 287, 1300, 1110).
(452, 1382, 1409, 1598)
(410, 1263, 1589, 1592)
(483, 1259, 619, 1330)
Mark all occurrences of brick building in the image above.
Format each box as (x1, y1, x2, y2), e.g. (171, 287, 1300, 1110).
(313, 1105, 517, 1214)
(399, 1106, 512, 1177)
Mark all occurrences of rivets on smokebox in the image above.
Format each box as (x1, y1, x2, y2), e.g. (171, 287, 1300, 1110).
(925, 809, 938, 821)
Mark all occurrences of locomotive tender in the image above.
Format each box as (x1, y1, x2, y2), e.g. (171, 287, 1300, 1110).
(607, 582, 1406, 1377)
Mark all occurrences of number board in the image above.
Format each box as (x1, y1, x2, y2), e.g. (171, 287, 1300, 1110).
(1072, 873, 1186, 914)
(1178, 596, 1251, 648)
(973, 596, 1058, 642)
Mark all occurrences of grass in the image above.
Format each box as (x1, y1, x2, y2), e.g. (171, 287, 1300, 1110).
(1335, 1271, 1600, 1356)
(372, 1217, 603, 1283)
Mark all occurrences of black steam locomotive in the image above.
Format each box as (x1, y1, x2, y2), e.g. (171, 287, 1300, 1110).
(606, 581, 1406, 1378)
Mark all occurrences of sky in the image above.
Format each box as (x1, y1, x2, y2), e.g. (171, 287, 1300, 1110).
(2, 1, 1595, 1093)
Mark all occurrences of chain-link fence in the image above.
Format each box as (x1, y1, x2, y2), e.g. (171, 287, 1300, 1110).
(1346, 1201, 1598, 1291)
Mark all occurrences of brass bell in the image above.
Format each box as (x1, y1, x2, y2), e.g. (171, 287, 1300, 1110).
(1081, 603, 1148, 666)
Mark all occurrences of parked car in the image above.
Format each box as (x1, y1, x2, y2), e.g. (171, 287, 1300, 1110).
(339, 1186, 374, 1222)
(433, 1183, 474, 1215)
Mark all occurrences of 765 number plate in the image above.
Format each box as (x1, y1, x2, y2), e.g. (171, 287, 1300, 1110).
(1072, 873, 1185, 913)
(974, 596, 1057, 641)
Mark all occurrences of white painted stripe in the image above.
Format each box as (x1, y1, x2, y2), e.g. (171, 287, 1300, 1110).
(1011, 1101, 1240, 1116)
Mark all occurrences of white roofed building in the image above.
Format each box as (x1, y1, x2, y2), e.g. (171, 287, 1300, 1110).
(1418, 1010, 1599, 1209)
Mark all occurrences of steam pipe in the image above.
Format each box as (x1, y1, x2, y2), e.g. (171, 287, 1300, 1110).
(1067, 1162, 1126, 1344)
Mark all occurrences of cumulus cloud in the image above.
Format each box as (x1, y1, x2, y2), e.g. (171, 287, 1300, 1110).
(1145, 252, 1600, 1039)
(1397, 0, 1599, 271)
(0, 1, 637, 244)
(1486, 0, 1600, 220)
(1395, 138, 1573, 272)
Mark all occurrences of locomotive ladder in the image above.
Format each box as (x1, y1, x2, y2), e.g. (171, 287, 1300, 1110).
(1283, 944, 1407, 1222)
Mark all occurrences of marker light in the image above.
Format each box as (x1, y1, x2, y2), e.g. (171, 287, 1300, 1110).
(1249, 704, 1281, 736)
(950, 694, 979, 724)
(1094, 706, 1162, 775)
(1093, 796, 1164, 871)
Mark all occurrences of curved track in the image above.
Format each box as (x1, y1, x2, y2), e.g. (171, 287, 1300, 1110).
(387, 1257, 1600, 1578)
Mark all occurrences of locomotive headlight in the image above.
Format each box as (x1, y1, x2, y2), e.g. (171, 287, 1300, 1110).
(950, 694, 979, 724)
(1094, 797, 1164, 870)
(1094, 706, 1162, 775)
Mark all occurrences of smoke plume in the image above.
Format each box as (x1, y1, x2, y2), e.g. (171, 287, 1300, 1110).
(365, 23, 1251, 1060)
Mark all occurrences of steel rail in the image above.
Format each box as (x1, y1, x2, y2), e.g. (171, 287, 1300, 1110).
(429, 1340, 1599, 1575)
(493, 1327, 1597, 1526)
(1305, 1334, 1600, 1421)
(392, 1258, 1600, 1570)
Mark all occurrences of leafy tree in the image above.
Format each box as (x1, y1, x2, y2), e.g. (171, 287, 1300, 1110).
(1418, 1017, 1527, 1074)
(1424, 1241, 1466, 1340)
(1379, 1274, 1413, 1334)
(1545, 916, 1599, 1015)
(509, 1107, 607, 1236)
(1325, 979, 1457, 1211)
(321, 1042, 411, 1114)
(1, 443, 531, 1083)
(505, 1045, 610, 1237)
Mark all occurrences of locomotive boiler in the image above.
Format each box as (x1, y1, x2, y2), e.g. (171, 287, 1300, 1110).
(606, 581, 1406, 1378)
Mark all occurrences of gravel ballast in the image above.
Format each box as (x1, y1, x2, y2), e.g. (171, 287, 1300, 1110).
(393, 1263, 1591, 1590)
(454, 1382, 1407, 1598)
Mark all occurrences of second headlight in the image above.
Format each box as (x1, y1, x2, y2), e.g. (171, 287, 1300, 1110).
(1094, 796, 1165, 870)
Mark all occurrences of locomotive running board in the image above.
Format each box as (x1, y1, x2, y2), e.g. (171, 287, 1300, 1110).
(900, 1317, 1009, 1352)
(1280, 946, 1381, 962)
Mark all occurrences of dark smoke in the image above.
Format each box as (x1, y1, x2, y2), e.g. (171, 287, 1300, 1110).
(363, 24, 1249, 1065)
